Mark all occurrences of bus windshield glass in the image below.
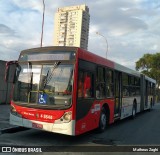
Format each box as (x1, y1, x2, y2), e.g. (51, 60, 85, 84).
(13, 63, 73, 108)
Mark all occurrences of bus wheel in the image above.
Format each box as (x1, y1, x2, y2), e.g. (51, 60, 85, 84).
(98, 107, 108, 132)
(132, 103, 136, 119)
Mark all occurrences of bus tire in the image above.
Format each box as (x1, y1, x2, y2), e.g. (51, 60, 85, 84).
(97, 107, 108, 133)
(131, 102, 136, 119)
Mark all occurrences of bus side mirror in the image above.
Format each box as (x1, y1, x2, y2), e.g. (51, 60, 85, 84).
(5, 61, 20, 84)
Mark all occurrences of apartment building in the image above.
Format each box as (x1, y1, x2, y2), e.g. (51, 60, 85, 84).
(54, 4, 90, 50)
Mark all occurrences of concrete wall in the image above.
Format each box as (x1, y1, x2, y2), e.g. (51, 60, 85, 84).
(0, 60, 12, 104)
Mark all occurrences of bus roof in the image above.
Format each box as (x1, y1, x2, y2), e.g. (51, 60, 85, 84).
(20, 46, 78, 55)
(144, 75, 156, 84)
(77, 48, 141, 77)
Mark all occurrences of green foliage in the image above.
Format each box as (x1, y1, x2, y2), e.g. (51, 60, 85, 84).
(135, 53, 160, 88)
(136, 54, 153, 71)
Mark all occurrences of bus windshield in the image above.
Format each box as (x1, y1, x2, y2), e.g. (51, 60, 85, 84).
(13, 63, 73, 108)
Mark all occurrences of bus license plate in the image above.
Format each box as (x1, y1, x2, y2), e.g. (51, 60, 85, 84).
(32, 122, 43, 129)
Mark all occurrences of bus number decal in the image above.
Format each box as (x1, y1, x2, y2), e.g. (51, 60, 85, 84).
(40, 114, 53, 120)
(94, 104, 100, 111)
(91, 104, 100, 113)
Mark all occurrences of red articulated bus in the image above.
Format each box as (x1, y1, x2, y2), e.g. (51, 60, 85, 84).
(5, 46, 156, 136)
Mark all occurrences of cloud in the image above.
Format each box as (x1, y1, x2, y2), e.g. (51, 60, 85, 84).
(89, 0, 149, 36)
(106, 16, 148, 36)
(0, 0, 160, 70)
(0, 24, 15, 36)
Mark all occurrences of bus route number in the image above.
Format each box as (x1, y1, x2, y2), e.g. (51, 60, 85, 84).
(40, 114, 53, 120)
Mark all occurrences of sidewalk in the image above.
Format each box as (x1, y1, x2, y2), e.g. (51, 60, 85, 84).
(0, 104, 16, 130)
(0, 104, 29, 134)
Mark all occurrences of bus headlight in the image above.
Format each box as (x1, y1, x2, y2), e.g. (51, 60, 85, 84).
(63, 112, 72, 122)
(54, 111, 72, 124)
(10, 105, 22, 118)
(10, 105, 16, 114)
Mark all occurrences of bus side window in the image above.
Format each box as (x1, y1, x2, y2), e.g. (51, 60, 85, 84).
(78, 71, 94, 98)
(84, 75, 91, 97)
(122, 73, 129, 97)
(78, 71, 84, 98)
(106, 69, 114, 97)
(96, 67, 105, 99)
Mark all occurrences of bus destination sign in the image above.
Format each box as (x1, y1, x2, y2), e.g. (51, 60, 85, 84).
(19, 51, 75, 62)
(28, 54, 70, 61)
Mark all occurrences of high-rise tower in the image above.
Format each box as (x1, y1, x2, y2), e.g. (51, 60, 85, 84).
(54, 4, 90, 50)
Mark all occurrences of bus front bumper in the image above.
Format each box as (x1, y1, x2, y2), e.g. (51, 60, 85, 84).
(10, 113, 75, 136)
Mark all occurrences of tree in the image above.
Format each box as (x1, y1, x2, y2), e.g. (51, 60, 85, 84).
(136, 53, 160, 102)
(136, 53, 160, 89)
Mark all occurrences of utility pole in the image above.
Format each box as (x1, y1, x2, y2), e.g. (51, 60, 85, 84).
(41, 0, 45, 47)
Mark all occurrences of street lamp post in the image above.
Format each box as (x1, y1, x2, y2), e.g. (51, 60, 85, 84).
(41, 0, 45, 47)
(96, 32, 108, 59)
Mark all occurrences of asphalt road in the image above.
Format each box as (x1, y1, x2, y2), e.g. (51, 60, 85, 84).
(0, 103, 160, 153)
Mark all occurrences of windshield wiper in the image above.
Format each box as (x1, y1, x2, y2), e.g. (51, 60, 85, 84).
(27, 62, 32, 95)
(27, 62, 34, 103)
(43, 70, 49, 90)
(42, 61, 61, 91)
(65, 69, 73, 94)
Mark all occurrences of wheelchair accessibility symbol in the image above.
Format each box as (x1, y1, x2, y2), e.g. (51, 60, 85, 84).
(38, 93, 47, 104)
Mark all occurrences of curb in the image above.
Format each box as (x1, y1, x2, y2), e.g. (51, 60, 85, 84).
(0, 126, 29, 134)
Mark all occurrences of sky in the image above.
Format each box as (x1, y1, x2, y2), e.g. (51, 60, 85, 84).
(0, 0, 160, 69)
